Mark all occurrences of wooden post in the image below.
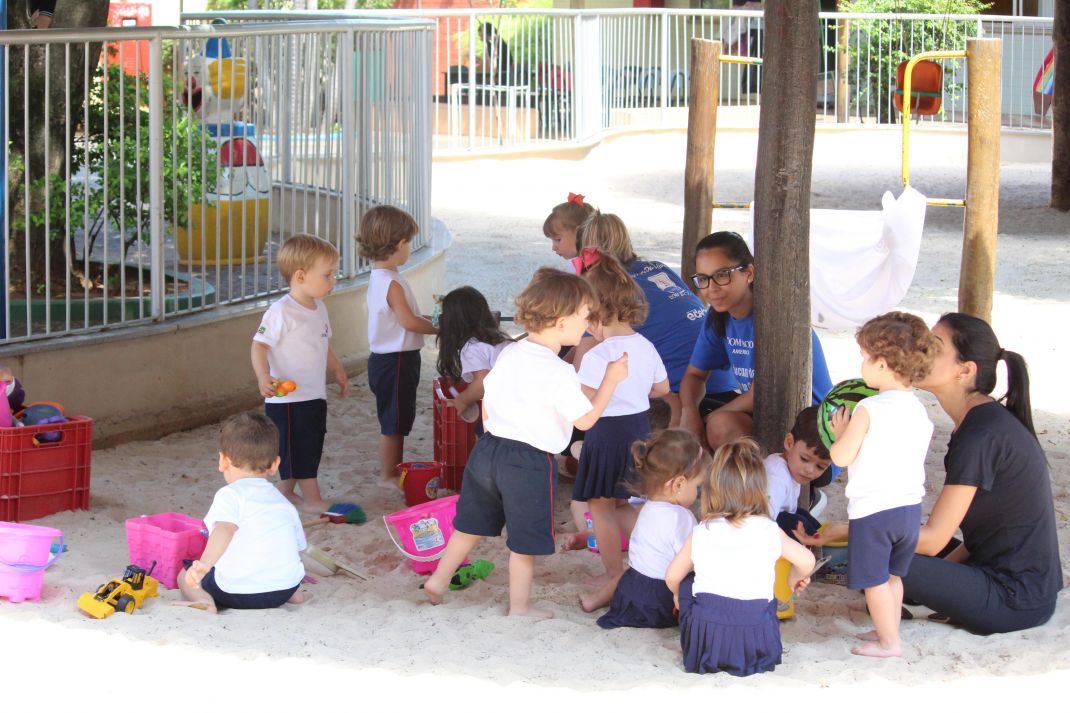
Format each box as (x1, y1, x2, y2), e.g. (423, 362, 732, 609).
(681, 39, 720, 285)
(836, 16, 849, 124)
(960, 38, 1002, 322)
(752, 0, 819, 456)
(1053, 0, 1070, 211)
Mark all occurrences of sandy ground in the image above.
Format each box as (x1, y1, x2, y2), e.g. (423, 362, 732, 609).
(3, 129, 1070, 707)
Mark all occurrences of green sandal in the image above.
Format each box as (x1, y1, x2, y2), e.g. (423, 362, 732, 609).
(449, 559, 495, 590)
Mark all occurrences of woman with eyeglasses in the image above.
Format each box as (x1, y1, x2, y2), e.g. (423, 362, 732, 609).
(678, 231, 834, 452)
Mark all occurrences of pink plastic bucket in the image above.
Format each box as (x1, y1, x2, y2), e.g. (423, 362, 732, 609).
(0, 521, 63, 602)
(383, 494, 462, 574)
(126, 512, 207, 589)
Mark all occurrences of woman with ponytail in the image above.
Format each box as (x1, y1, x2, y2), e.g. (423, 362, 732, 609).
(904, 312, 1062, 634)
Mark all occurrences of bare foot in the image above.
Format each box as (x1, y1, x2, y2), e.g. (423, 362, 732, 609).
(281, 490, 305, 509)
(855, 629, 879, 642)
(423, 578, 446, 605)
(560, 531, 588, 552)
(299, 500, 331, 514)
(851, 640, 902, 658)
(586, 571, 617, 588)
(287, 590, 311, 605)
(508, 605, 554, 619)
(377, 478, 399, 491)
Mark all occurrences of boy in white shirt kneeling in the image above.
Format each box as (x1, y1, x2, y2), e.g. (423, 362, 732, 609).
(179, 413, 308, 613)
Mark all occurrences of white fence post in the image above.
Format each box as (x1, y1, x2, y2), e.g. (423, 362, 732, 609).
(149, 33, 165, 321)
(340, 29, 356, 278)
(575, 12, 602, 138)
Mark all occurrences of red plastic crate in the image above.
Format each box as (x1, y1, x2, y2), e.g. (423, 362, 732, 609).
(432, 377, 478, 491)
(0, 416, 92, 522)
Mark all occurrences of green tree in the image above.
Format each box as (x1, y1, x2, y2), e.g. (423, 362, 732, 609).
(838, 0, 990, 122)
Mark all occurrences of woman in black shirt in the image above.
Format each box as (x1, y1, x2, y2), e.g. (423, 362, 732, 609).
(904, 313, 1062, 634)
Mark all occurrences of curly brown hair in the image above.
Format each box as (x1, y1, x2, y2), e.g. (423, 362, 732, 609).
(855, 311, 938, 385)
(514, 267, 595, 334)
(630, 429, 712, 499)
(357, 205, 418, 261)
(582, 250, 648, 327)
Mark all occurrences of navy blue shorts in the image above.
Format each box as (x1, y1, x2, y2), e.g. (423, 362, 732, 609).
(368, 350, 421, 436)
(453, 433, 557, 556)
(847, 503, 922, 590)
(194, 566, 299, 610)
(265, 399, 326, 480)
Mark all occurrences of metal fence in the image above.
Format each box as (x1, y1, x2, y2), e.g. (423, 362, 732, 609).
(0, 17, 433, 343)
(185, 8, 1054, 150)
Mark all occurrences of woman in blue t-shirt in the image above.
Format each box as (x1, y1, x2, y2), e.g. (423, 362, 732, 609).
(679, 231, 833, 451)
(904, 313, 1061, 634)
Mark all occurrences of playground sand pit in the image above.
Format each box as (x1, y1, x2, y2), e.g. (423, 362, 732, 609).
(3, 131, 1069, 706)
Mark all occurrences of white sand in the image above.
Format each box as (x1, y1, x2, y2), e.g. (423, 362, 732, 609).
(3, 130, 1069, 706)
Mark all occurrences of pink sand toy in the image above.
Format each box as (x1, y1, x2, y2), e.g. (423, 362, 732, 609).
(0, 521, 64, 602)
(125, 512, 207, 589)
(383, 494, 464, 575)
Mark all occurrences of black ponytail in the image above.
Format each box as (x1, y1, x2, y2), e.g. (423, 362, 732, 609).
(694, 231, 753, 338)
(939, 313, 1036, 437)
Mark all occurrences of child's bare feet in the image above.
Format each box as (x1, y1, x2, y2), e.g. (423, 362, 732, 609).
(580, 575, 619, 613)
(287, 590, 311, 605)
(299, 499, 331, 514)
(377, 478, 398, 491)
(586, 570, 617, 588)
(423, 578, 446, 605)
(508, 605, 554, 619)
(851, 640, 902, 658)
(855, 629, 879, 642)
(560, 531, 588, 552)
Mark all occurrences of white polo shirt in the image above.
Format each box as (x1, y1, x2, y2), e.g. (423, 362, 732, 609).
(253, 295, 331, 403)
(482, 340, 592, 454)
(367, 268, 424, 354)
(577, 333, 666, 416)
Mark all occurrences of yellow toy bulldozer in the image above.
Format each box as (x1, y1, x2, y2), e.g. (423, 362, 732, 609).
(77, 562, 160, 619)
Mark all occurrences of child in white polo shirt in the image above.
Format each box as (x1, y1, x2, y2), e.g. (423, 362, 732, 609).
(179, 412, 307, 613)
(358, 206, 437, 488)
(423, 267, 628, 618)
(252, 234, 349, 513)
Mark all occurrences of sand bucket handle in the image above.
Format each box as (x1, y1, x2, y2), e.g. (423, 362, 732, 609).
(0, 533, 64, 573)
(382, 516, 446, 564)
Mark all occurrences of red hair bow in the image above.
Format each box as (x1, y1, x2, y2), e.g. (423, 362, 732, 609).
(567, 192, 585, 205)
(570, 246, 603, 275)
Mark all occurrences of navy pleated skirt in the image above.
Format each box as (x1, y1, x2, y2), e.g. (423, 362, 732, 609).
(597, 568, 677, 630)
(573, 412, 650, 501)
(678, 574, 782, 676)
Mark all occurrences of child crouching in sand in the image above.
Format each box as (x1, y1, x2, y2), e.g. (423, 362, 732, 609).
(423, 267, 628, 617)
(179, 413, 308, 613)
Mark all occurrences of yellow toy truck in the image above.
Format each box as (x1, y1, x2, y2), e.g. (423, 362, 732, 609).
(77, 562, 159, 619)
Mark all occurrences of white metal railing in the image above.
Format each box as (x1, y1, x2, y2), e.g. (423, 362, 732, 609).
(0, 18, 433, 343)
(185, 8, 1055, 150)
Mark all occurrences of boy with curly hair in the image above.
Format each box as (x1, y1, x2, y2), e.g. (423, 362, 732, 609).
(358, 206, 437, 488)
(800, 311, 937, 658)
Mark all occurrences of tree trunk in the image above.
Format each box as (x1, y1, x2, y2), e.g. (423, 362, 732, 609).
(681, 39, 720, 286)
(6, 0, 111, 295)
(752, 0, 819, 455)
(1053, 0, 1070, 211)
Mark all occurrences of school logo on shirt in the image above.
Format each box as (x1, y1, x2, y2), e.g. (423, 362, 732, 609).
(647, 272, 675, 291)
(322, 323, 330, 338)
(257, 326, 266, 335)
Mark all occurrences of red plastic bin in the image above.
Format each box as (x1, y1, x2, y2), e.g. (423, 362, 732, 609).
(125, 512, 207, 589)
(432, 377, 479, 491)
(0, 415, 92, 522)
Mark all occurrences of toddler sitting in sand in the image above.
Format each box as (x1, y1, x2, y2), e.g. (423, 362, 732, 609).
(178, 413, 308, 613)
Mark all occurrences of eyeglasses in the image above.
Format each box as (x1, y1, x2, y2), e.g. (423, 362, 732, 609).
(691, 264, 747, 289)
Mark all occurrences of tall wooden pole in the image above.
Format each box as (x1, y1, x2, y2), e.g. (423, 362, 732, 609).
(1053, 0, 1070, 211)
(959, 38, 1002, 322)
(752, 0, 819, 455)
(681, 39, 720, 285)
